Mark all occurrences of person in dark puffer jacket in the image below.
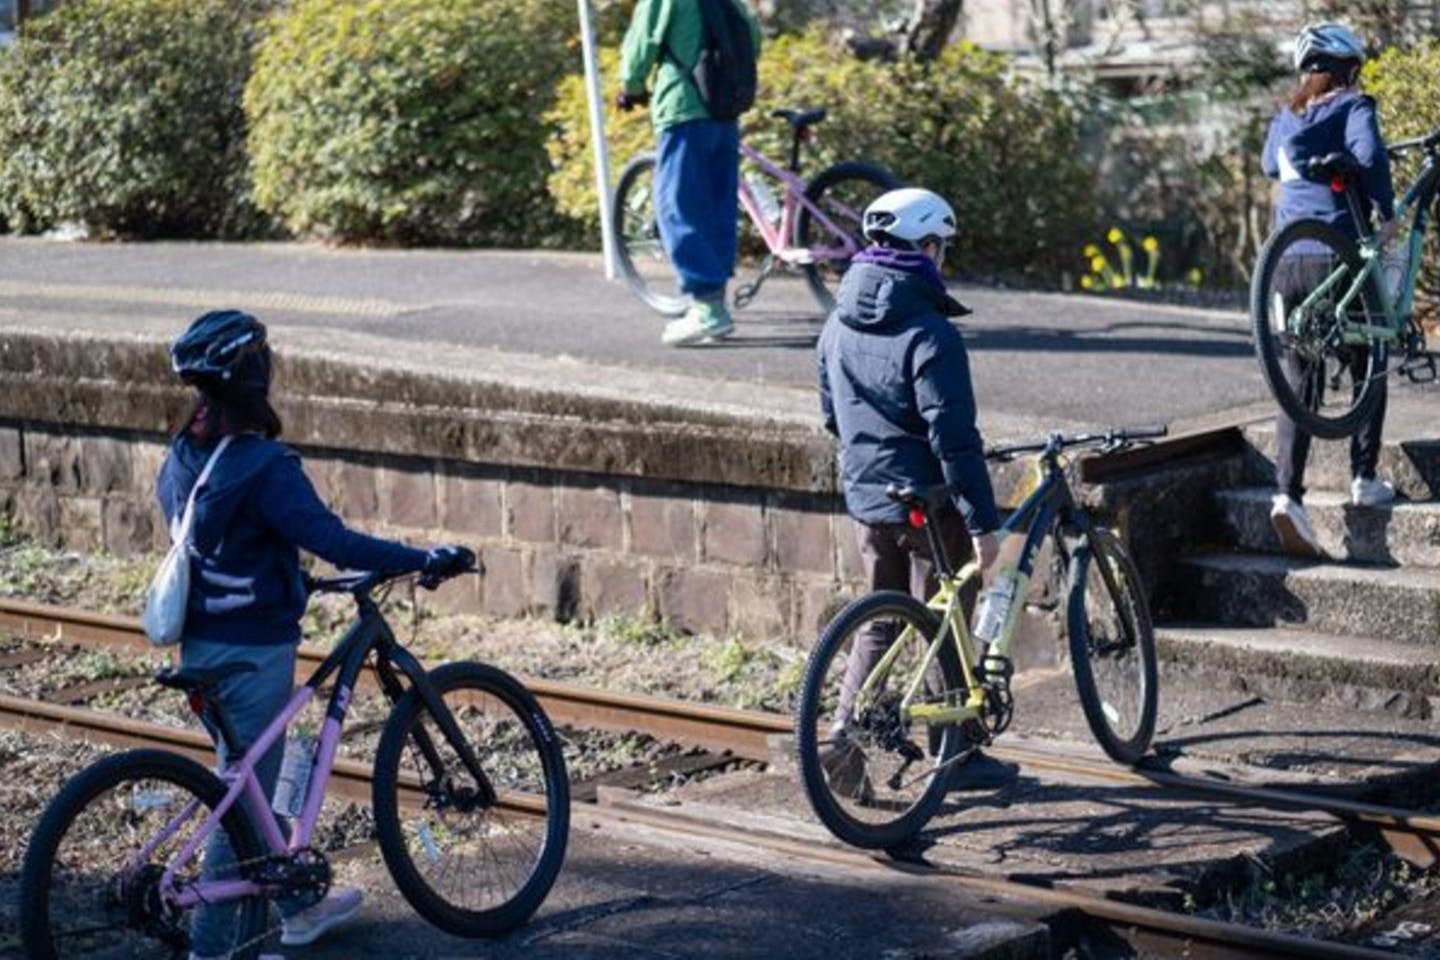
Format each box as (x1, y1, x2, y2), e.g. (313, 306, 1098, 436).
(1261, 21, 1398, 557)
(159, 311, 473, 960)
(816, 187, 1015, 794)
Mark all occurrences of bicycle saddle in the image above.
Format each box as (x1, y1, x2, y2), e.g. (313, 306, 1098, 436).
(885, 483, 952, 514)
(155, 662, 257, 695)
(772, 107, 827, 129)
(1306, 151, 1359, 181)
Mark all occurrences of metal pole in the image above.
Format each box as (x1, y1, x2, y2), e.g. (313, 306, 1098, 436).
(577, 0, 618, 281)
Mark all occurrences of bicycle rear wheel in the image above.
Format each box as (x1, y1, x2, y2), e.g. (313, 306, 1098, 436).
(1250, 219, 1388, 440)
(794, 590, 964, 850)
(21, 749, 269, 960)
(1067, 528, 1157, 765)
(795, 161, 903, 312)
(373, 662, 569, 938)
(611, 153, 690, 317)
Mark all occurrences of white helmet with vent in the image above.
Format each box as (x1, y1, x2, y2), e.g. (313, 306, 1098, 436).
(862, 188, 957, 248)
(1292, 22, 1365, 72)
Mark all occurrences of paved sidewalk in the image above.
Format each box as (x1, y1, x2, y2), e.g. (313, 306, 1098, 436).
(0, 237, 1269, 440)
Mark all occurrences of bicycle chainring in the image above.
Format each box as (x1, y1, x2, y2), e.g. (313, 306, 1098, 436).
(119, 863, 189, 949)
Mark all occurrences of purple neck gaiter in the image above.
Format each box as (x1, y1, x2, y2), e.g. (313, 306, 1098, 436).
(853, 245, 946, 294)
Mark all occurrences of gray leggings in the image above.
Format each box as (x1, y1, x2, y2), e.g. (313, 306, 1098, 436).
(835, 514, 978, 726)
(181, 638, 301, 957)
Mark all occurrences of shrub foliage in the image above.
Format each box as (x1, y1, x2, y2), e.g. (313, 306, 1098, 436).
(0, 0, 267, 238)
(245, 0, 574, 246)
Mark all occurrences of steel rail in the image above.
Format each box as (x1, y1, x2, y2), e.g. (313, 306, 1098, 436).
(3, 597, 1438, 856)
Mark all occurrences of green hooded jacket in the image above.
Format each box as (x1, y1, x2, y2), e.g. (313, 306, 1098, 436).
(620, 0, 762, 132)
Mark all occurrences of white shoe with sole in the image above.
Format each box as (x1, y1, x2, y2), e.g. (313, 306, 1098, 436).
(1270, 494, 1323, 557)
(280, 887, 363, 947)
(1351, 476, 1396, 507)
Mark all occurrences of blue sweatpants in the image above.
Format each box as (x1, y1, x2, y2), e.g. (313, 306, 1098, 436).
(654, 119, 740, 300)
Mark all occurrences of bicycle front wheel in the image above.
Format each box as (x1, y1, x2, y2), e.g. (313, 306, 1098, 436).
(373, 661, 569, 938)
(1250, 219, 1388, 440)
(795, 161, 903, 312)
(1067, 528, 1158, 765)
(611, 152, 689, 317)
(21, 749, 269, 960)
(794, 590, 964, 850)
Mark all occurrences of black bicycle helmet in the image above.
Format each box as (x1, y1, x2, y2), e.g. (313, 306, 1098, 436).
(170, 310, 271, 391)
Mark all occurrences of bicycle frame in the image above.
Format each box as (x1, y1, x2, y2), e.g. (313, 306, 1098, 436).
(736, 141, 864, 265)
(151, 590, 487, 910)
(1295, 151, 1440, 346)
(857, 456, 1086, 731)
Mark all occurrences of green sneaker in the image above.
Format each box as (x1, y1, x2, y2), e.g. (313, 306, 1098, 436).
(661, 300, 734, 346)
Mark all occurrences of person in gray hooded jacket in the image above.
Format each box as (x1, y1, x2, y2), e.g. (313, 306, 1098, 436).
(816, 187, 1013, 792)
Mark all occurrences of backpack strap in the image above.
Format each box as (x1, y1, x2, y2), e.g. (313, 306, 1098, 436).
(171, 435, 233, 544)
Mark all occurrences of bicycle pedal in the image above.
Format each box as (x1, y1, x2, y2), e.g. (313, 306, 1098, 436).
(1403, 353, 1439, 384)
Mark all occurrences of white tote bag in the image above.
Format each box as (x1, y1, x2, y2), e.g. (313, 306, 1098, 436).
(141, 436, 232, 647)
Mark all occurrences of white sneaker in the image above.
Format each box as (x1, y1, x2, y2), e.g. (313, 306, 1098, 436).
(1351, 476, 1397, 507)
(280, 887, 363, 947)
(661, 301, 734, 346)
(1270, 494, 1323, 557)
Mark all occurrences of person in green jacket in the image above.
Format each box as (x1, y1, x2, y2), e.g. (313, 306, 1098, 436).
(618, 0, 761, 347)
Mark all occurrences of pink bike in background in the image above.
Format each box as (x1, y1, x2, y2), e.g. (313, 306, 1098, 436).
(21, 567, 569, 959)
(611, 106, 902, 315)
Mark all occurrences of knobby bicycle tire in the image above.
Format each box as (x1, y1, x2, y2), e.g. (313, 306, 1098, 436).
(373, 661, 569, 938)
(21, 748, 268, 960)
(795, 590, 963, 850)
(1250, 219, 1387, 440)
(611, 152, 691, 317)
(796, 161, 904, 312)
(1066, 528, 1158, 765)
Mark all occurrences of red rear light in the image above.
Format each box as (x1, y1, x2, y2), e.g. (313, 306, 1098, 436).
(1330, 175, 1346, 194)
(187, 692, 205, 717)
(908, 508, 926, 529)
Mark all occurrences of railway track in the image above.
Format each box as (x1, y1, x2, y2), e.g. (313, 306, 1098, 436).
(0, 596, 1432, 958)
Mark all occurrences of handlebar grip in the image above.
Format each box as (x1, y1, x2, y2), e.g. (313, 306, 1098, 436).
(1118, 424, 1168, 441)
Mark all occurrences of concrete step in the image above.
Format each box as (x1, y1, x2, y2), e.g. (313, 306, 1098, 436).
(1171, 552, 1440, 647)
(1156, 622, 1440, 718)
(1243, 416, 1440, 501)
(1216, 486, 1440, 567)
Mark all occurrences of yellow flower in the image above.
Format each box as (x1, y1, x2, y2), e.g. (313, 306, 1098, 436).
(1186, 267, 1204, 286)
(1080, 274, 1096, 290)
(1083, 244, 1100, 257)
(1107, 227, 1124, 244)
(1090, 255, 1107, 272)
(1142, 236, 1160, 253)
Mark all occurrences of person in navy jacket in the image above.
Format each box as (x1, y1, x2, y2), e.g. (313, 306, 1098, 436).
(1260, 22, 1398, 556)
(159, 311, 472, 960)
(816, 188, 1015, 793)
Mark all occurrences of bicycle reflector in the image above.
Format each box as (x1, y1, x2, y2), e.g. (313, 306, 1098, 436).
(1330, 174, 1347, 194)
(908, 508, 926, 529)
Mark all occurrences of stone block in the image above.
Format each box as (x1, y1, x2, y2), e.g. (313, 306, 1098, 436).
(16, 486, 60, 546)
(0, 426, 22, 480)
(508, 481, 555, 544)
(301, 456, 341, 509)
(702, 499, 767, 568)
(656, 566, 731, 636)
(771, 504, 835, 576)
(482, 547, 527, 619)
(80, 435, 133, 494)
(557, 484, 624, 551)
(103, 498, 157, 557)
(439, 470, 503, 537)
(727, 573, 790, 642)
(581, 557, 650, 621)
(25, 432, 81, 492)
(794, 579, 852, 640)
(530, 550, 580, 622)
(381, 466, 437, 531)
(131, 440, 170, 490)
(332, 460, 380, 522)
(836, 517, 865, 583)
(58, 496, 103, 551)
(425, 569, 484, 617)
(630, 492, 695, 561)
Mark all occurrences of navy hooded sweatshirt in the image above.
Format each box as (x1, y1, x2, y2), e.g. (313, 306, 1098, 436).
(156, 434, 428, 646)
(816, 255, 1000, 535)
(1261, 90, 1395, 238)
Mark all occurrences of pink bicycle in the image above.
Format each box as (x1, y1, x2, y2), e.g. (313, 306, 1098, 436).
(611, 106, 902, 315)
(20, 567, 569, 958)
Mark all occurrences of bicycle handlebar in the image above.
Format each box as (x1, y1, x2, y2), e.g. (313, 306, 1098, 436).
(305, 564, 476, 597)
(985, 424, 1168, 461)
(1388, 128, 1440, 157)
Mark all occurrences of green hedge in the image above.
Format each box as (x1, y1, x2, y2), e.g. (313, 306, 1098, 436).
(1365, 40, 1440, 322)
(547, 31, 1099, 285)
(245, 0, 575, 246)
(0, 0, 268, 238)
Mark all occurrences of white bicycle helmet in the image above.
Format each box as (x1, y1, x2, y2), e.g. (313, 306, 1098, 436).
(862, 188, 957, 249)
(1292, 22, 1365, 72)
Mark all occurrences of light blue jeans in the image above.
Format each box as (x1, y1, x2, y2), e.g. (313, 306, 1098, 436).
(181, 637, 301, 957)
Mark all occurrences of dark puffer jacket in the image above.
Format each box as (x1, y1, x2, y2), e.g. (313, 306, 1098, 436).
(816, 257, 999, 534)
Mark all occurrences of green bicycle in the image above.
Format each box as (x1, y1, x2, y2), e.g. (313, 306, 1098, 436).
(794, 426, 1163, 850)
(1251, 125, 1440, 440)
